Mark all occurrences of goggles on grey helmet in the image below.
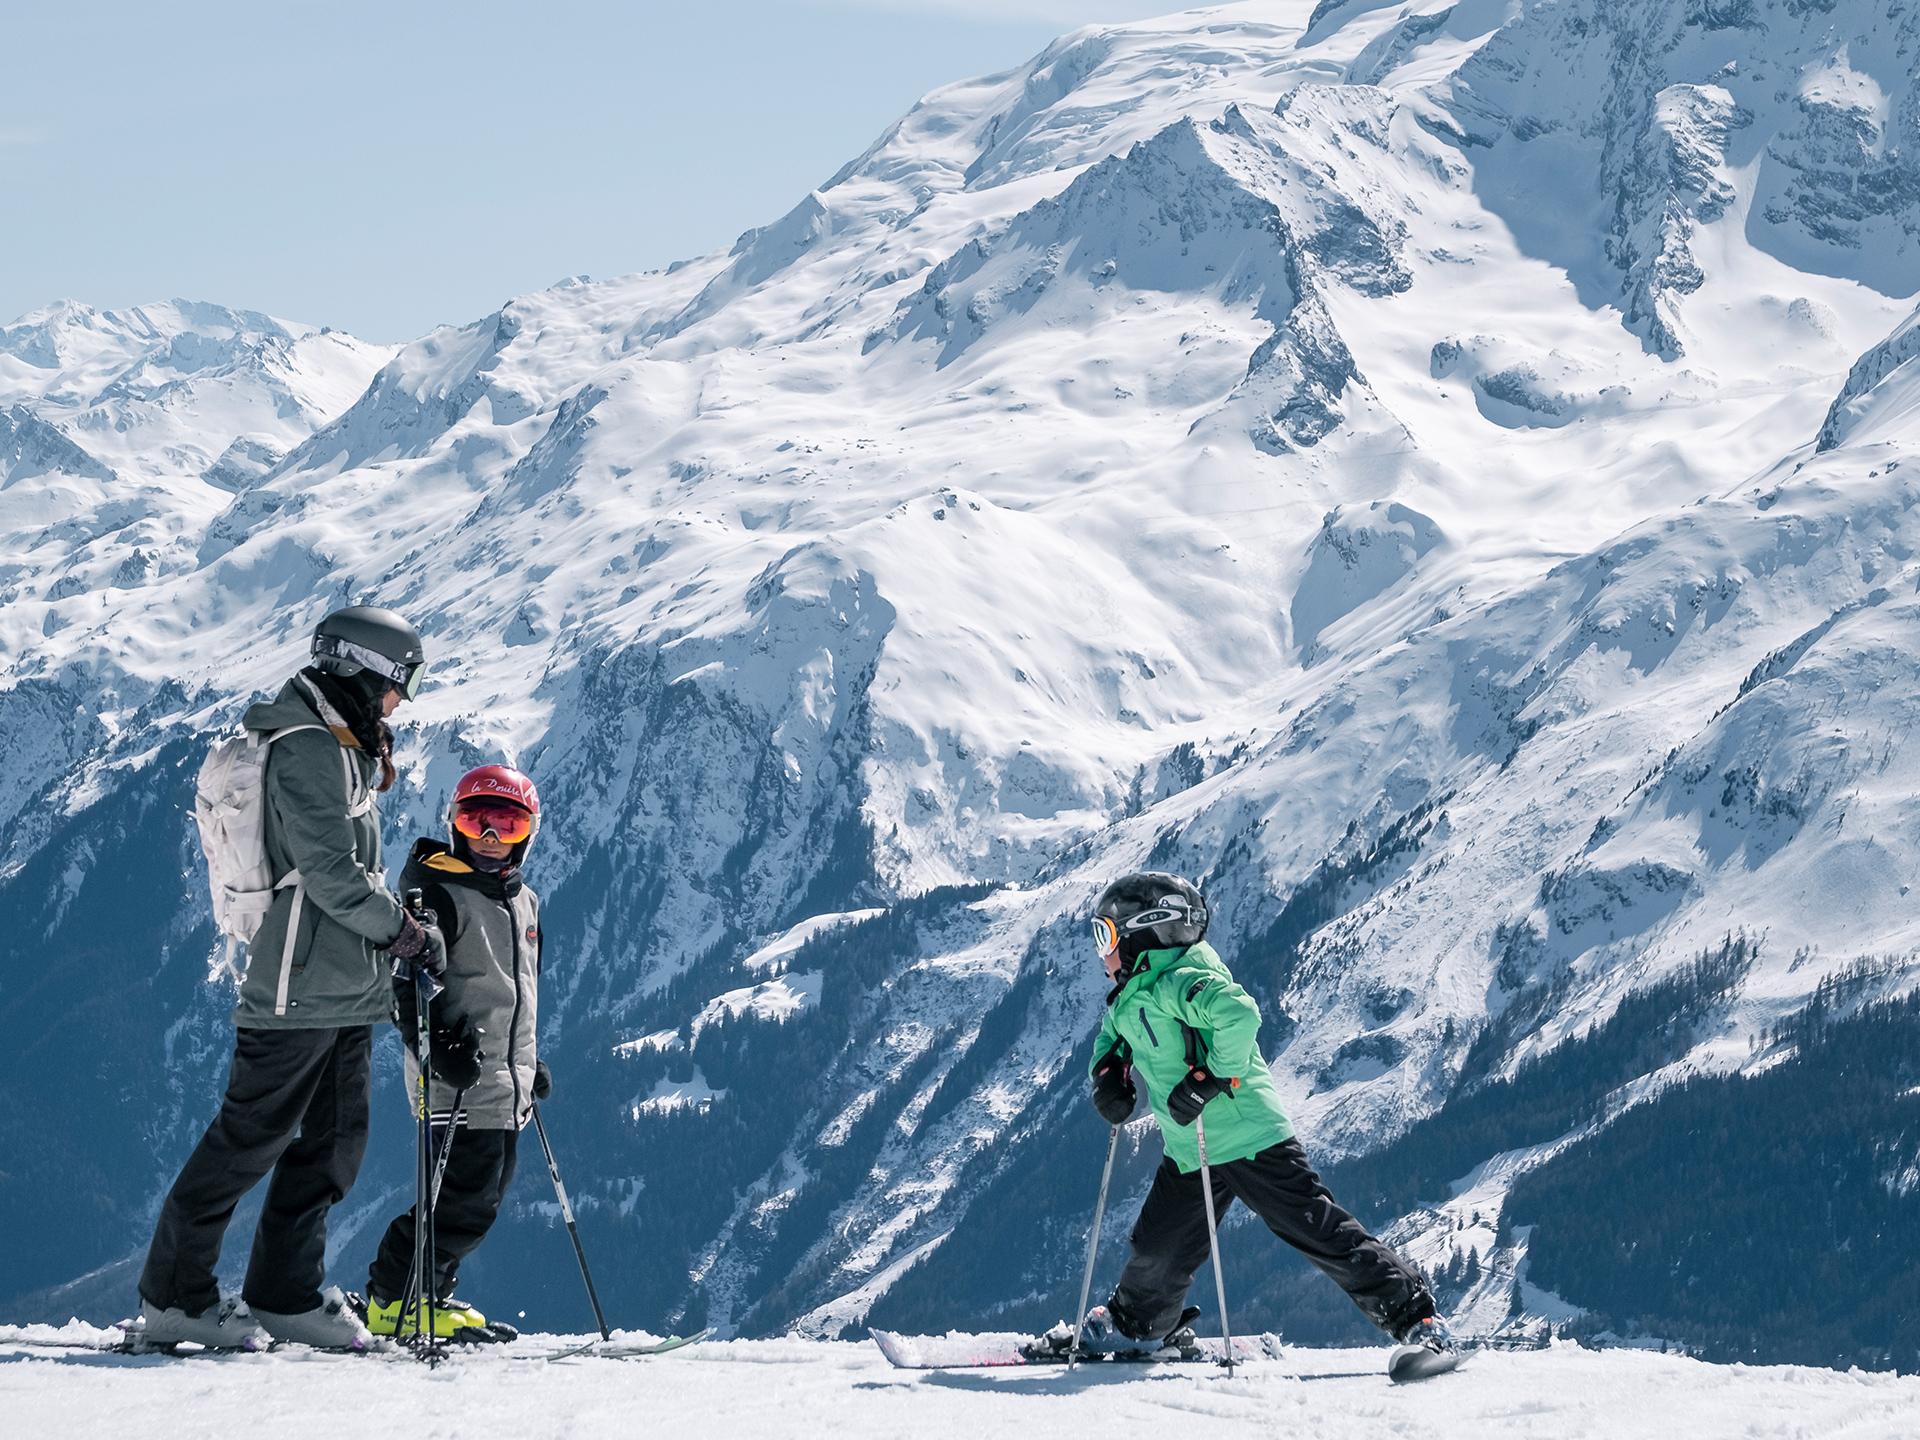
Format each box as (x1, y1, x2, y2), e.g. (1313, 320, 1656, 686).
(1090, 896, 1206, 958)
(312, 633, 427, 700)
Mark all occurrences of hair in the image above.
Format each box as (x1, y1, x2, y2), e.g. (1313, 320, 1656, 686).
(303, 666, 397, 792)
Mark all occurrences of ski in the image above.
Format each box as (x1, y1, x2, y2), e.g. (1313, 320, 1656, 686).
(871, 1328, 1282, 1371)
(0, 1331, 228, 1359)
(529, 1327, 714, 1362)
(1383, 1323, 1552, 1382)
(0, 1321, 392, 1361)
(1387, 1341, 1474, 1384)
(1, 1323, 711, 1364)
(0, 1339, 255, 1360)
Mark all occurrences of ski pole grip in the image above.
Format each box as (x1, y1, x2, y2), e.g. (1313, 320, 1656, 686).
(400, 888, 442, 1000)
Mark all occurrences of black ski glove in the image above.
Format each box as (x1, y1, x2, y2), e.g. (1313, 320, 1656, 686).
(388, 909, 448, 978)
(1166, 1067, 1236, 1126)
(532, 1060, 552, 1101)
(1090, 1045, 1135, 1126)
(431, 1016, 484, 1091)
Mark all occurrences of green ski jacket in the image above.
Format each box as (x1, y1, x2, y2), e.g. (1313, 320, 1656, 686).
(1088, 940, 1293, 1172)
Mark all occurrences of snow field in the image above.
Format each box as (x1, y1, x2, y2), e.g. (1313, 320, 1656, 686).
(3, 1333, 1916, 1439)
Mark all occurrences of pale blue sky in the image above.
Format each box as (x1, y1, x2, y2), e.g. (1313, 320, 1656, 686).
(0, 1, 1178, 341)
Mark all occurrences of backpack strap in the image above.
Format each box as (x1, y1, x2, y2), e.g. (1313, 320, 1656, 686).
(274, 883, 307, 1018)
(215, 935, 246, 984)
(263, 723, 326, 745)
(253, 723, 343, 1017)
(339, 747, 374, 820)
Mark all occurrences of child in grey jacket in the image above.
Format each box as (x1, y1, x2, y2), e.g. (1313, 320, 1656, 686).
(364, 763, 544, 1342)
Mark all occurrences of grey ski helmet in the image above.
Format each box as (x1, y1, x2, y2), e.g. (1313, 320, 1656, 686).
(1091, 871, 1209, 971)
(311, 605, 427, 700)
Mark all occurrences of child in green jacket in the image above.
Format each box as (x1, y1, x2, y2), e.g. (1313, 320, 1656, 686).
(1075, 870, 1452, 1357)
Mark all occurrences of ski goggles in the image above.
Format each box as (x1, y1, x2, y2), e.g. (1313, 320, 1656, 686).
(453, 799, 535, 845)
(313, 634, 428, 700)
(1091, 916, 1120, 958)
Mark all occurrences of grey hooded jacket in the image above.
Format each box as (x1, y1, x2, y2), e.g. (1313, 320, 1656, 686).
(397, 839, 541, 1130)
(233, 674, 406, 1029)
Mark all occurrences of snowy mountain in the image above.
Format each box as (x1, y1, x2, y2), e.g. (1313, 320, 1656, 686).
(4, 0, 1920, 1368)
(0, 299, 393, 713)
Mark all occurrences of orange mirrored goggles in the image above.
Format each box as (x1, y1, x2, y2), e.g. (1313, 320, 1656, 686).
(453, 799, 535, 845)
(1091, 915, 1119, 957)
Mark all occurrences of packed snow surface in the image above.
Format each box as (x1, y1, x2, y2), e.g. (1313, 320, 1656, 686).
(3, 1331, 1917, 1440)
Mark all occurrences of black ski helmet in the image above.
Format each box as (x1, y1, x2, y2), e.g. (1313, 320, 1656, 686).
(311, 605, 427, 701)
(1092, 871, 1209, 972)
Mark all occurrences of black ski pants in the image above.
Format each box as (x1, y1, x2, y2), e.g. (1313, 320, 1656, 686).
(1109, 1138, 1433, 1342)
(367, 1125, 519, 1302)
(139, 1024, 372, 1317)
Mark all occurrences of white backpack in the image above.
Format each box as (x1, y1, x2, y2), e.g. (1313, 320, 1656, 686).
(194, 724, 323, 978)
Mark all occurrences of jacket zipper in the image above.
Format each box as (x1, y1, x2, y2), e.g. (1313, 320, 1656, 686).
(1137, 1007, 1160, 1048)
(505, 895, 526, 1122)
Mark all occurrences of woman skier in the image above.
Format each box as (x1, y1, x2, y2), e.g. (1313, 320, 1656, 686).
(362, 764, 545, 1342)
(138, 605, 442, 1351)
(1065, 870, 1454, 1361)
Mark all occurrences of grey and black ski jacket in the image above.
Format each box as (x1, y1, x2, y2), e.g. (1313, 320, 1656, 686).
(397, 839, 542, 1131)
(234, 674, 406, 1029)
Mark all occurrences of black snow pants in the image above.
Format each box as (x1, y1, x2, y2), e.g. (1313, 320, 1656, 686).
(367, 1125, 519, 1302)
(1108, 1138, 1433, 1342)
(139, 1025, 373, 1317)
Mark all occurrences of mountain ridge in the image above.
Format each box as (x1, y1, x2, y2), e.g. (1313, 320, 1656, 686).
(3, 0, 1919, 1364)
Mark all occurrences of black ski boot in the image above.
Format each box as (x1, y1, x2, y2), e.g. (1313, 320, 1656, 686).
(1041, 1303, 1203, 1358)
(1394, 1313, 1457, 1354)
(1159, 1305, 1204, 1355)
(1389, 1314, 1467, 1383)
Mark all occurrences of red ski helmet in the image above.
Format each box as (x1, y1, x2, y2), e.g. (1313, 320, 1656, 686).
(448, 764, 541, 861)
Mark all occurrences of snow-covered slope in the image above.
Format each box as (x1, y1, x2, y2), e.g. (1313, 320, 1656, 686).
(4, 1331, 1918, 1440)
(4, 0, 1920, 1363)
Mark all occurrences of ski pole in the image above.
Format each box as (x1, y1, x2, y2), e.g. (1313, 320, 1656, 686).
(1067, 1125, 1121, 1373)
(1195, 1114, 1235, 1373)
(429, 1087, 467, 1208)
(391, 1090, 458, 1351)
(422, 966, 441, 1362)
(531, 1104, 612, 1342)
(397, 890, 444, 1363)
(400, 975, 436, 1356)
(393, 1086, 465, 1349)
